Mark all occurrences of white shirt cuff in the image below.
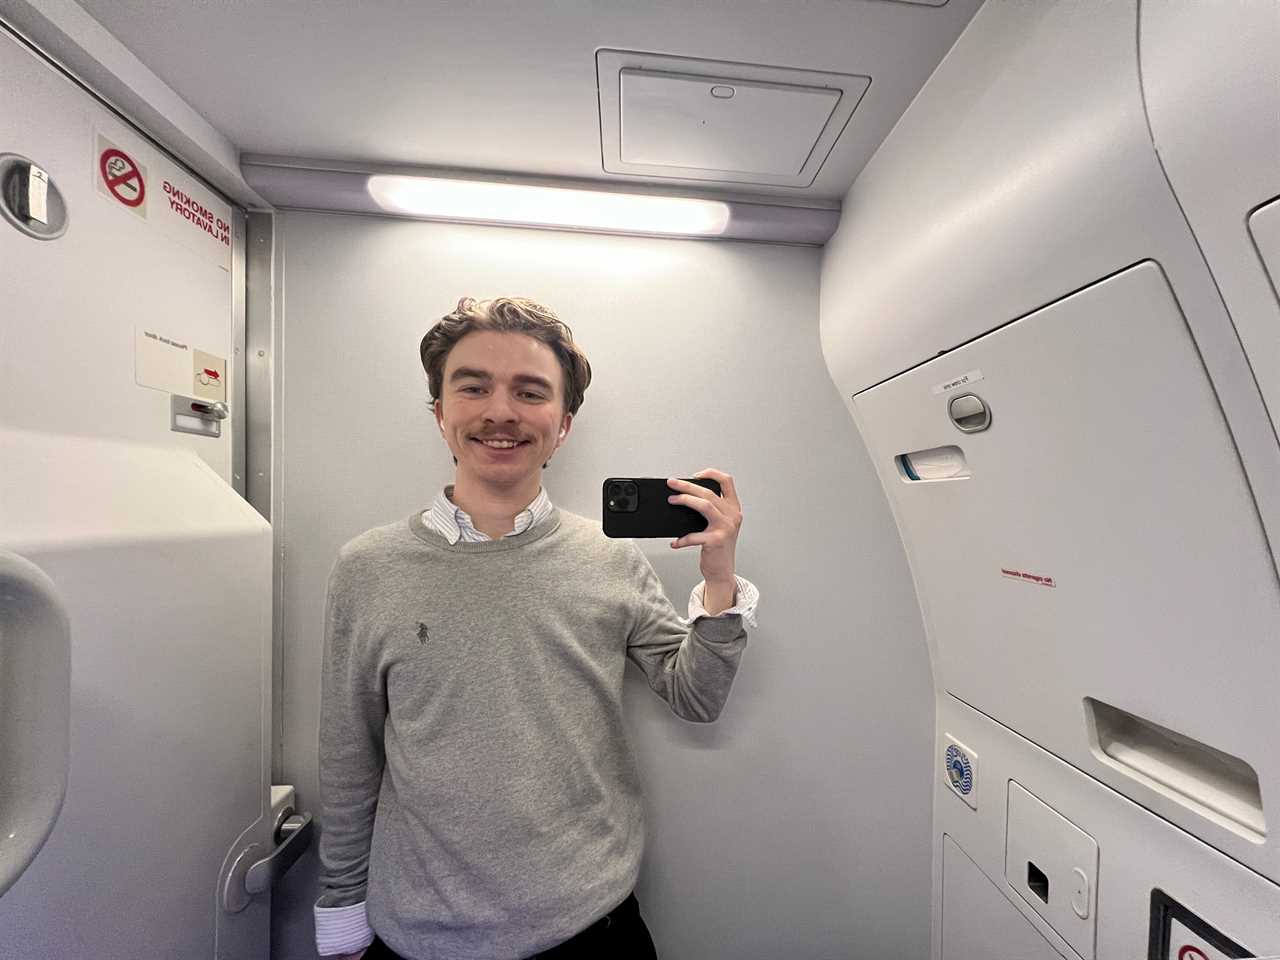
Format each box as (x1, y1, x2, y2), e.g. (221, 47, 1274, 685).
(689, 575, 759, 628)
(314, 900, 375, 956)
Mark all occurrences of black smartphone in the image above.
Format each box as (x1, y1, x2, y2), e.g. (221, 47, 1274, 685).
(602, 477, 722, 538)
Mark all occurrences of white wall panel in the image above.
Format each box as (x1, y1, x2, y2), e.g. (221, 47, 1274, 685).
(267, 212, 933, 960)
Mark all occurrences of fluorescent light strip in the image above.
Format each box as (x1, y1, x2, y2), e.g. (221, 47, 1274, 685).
(366, 174, 730, 237)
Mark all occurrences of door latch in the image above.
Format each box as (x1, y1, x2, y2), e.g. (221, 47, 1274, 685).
(221, 807, 314, 914)
(0, 153, 68, 240)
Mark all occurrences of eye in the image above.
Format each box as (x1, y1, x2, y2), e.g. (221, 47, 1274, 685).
(520, 391, 546, 401)
(460, 385, 485, 394)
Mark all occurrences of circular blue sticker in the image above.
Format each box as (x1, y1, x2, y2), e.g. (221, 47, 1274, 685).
(945, 745, 973, 795)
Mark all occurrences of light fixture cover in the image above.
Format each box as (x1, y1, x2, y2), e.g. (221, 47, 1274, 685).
(367, 175, 730, 236)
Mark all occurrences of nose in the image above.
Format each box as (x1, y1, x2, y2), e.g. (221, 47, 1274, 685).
(482, 387, 518, 423)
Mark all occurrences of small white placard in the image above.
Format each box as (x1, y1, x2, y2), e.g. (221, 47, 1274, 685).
(135, 327, 226, 401)
(136, 327, 192, 395)
(1166, 917, 1238, 960)
(932, 368, 984, 395)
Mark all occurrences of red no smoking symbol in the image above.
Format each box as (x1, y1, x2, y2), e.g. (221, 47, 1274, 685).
(99, 148, 145, 207)
(1178, 946, 1210, 960)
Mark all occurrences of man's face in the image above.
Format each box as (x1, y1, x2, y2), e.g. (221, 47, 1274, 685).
(434, 330, 573, 490)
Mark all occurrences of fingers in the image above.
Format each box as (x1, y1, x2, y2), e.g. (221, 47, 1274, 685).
(667, 491, 715, 516)
(691, 468, 740, 508)
(667, 471, 743, 553)
(667, 476, 717, 498)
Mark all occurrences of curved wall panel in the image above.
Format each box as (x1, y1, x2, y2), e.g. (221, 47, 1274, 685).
(1138, 0, 1280, 439)
(819, 0, 1280, 572)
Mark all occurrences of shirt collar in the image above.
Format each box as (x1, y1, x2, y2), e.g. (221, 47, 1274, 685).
(424, 485, 553, 545)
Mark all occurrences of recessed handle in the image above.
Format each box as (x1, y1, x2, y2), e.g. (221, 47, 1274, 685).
(898, 445, 970, 481)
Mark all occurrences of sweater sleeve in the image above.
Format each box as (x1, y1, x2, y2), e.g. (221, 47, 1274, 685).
(313, 553, 387, 946)
(623, 543, 749, 722)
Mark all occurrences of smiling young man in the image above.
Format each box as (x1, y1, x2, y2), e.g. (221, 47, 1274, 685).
(314, 297, 758, 960)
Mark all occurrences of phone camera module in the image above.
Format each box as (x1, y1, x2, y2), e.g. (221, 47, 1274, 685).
(605, 480, 639, 514)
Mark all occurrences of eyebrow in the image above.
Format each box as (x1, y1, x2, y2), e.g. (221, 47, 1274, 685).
(449, 367, 555, 392)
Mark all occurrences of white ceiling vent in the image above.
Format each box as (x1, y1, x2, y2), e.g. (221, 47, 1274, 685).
(597, 50, 870, 188)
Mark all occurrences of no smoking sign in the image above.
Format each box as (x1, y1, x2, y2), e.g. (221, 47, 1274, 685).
(96, 134, 148, 217)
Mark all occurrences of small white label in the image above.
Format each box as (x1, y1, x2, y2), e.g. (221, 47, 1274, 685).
(1166, 917, 1238, 960)
(27, 165, 49, 224)
(135, 328, 226, 402)
(932, 369, 984, 396)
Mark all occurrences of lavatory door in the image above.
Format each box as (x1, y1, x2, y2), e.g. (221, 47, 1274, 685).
(0, 21, 278, 960)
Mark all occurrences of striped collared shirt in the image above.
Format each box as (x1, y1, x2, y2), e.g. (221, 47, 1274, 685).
(422, 484, 553, 544)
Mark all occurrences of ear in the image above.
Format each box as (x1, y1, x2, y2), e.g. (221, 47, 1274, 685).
(434, 398, 445, 432)
(557, 412, 573, 444)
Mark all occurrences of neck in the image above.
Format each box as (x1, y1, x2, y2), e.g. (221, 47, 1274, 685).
(449, 473, 542, 539)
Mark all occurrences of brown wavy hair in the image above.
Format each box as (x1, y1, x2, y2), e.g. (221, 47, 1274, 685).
(419, 297, 592, 416)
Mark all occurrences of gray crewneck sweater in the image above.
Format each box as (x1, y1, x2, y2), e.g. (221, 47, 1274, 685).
(316, 507, 748, 960)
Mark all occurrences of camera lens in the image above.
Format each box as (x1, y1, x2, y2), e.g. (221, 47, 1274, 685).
(609, 483, 622, 495)
(624, 482, 637, 495)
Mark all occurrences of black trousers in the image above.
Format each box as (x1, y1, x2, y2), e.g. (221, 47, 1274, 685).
(363, 893, 658, 960)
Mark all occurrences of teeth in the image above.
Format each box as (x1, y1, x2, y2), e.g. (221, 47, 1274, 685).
(479, 439, 519, 448)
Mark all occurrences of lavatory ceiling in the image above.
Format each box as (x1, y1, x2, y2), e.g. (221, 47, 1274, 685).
(74, 0, 981, 202)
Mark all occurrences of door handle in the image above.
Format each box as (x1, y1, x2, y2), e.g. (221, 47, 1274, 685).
(221, 807, 314, 913)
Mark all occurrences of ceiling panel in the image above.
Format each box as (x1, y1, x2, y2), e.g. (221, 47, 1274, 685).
(600, 49, 871, 189)
(71, 0, 982, 202)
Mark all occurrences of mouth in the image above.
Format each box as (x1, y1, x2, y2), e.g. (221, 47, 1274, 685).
(471, 436, 530, 451)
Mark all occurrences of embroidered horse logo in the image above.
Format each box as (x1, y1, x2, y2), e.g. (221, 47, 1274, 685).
(416, 622, 430, 644)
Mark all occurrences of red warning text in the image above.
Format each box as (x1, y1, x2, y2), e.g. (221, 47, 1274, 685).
(163, 180, 231, 246)
(1001, 568, 1057, 588)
